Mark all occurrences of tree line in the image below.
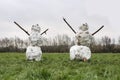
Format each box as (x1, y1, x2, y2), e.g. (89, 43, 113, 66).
(0, 35, 120, 53)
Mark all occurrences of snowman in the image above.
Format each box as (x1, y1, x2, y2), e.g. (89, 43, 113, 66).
(70, 23, 93, 61)
(26, 24, 43, 61)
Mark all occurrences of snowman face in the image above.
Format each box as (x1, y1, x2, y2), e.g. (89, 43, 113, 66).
(79, 23, 89, 31)
(31, 24, 41, 33)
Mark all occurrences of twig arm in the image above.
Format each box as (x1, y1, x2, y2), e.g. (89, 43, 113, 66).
(14, 21, 30, 36)
(40, 29, 49, 35)
(92, 25, 104, 36)
(63, 17, 76, 34)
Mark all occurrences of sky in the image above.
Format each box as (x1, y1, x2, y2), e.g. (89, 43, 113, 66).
(0, 0, 120, 40)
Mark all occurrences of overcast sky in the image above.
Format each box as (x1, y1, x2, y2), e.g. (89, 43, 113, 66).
(0, 0, 120, 40)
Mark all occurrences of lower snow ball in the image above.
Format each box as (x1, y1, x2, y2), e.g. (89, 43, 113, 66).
(26, 46, 42, 61)
(70, 45, 91, 61)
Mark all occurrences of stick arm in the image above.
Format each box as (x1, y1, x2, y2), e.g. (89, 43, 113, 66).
(63, 17, 76, 34)
(40, 28, 49, 35)
(92, 25, 104, 36)
(14, 21, 30, 36)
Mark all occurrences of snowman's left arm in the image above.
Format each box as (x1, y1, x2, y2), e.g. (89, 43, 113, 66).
(92, 25, 104, 36)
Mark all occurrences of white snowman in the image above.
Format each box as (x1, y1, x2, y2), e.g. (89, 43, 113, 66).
(26, 24, 43, 61)
(70, 23, 93, 61)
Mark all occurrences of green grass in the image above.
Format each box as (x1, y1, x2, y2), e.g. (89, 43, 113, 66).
(0, 53, 120, 80)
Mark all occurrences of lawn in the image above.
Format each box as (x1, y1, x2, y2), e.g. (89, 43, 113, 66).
(0, 53, 120, 80)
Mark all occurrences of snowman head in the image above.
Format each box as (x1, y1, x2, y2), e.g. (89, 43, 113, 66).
(79, 23, 89, 31)
(31, 24, 41, 33)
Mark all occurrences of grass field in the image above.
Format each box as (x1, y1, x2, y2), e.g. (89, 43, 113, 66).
(0, 53, 120, 80)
